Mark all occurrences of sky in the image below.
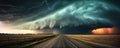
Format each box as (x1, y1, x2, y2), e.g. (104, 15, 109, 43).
(0, 0, 120, 34)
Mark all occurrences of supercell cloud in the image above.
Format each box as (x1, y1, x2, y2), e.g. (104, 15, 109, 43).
(14, 1, 117, 29)
(0, 0, 120, 34)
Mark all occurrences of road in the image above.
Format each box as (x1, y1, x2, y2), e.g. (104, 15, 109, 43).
(33, 35, 91, 48)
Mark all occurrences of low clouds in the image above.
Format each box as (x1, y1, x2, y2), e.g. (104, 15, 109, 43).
(14, 1, 118, 30)
(0, 0, 118, 34)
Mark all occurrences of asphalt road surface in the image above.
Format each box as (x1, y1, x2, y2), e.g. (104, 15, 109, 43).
(33, 35, 91, 48)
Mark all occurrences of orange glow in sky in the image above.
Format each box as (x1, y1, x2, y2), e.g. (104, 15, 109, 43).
(92, 27, 117, 34)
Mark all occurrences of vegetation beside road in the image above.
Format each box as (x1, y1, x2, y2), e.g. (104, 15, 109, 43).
(0, 34, 57, 48)
(66, 34, 120, 48)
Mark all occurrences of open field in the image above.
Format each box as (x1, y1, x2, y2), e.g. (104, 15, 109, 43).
(0, 34, 56, 48)
(66, 34, 120, 47)
(0, 34, 120, 48)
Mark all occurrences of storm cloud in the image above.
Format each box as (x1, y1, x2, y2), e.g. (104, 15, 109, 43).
(0, 0, 120, 34)
(14, 1, 117, 28)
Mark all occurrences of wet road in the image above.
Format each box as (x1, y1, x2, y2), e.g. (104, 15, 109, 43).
(33, 35, 91, 48)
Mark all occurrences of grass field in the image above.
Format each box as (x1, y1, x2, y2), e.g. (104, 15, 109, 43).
(0, 34, 56, 48)
(66, 34, 120, 47)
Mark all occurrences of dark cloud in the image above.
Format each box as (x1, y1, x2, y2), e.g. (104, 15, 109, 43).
(0, 0, 120, 34)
